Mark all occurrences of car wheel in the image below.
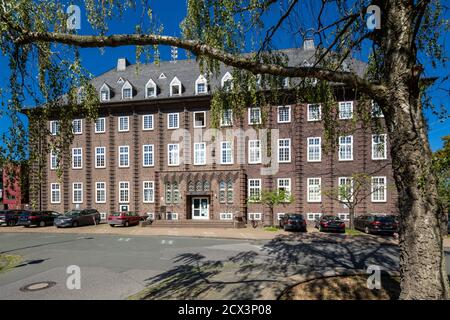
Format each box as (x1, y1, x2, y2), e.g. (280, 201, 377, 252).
(39, 221, 46, 227)
(124, 221, 129, 227)
(319, 226, 323, 232)
(364, 226, 370, 234)
(110, 224, 115, 228)
(72, 221, 79, 228)
(24, 225, 29, 228)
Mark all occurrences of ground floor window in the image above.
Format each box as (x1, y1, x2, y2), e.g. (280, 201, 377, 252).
(307, 213, 322, 221)
(220, 213, 233, 220)
(248, 213, 262, 221)
(338, 213, 350, 221)
(165, 182, 179, 204)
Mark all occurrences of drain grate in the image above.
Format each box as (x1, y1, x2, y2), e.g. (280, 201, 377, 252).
(20, 281, 56, 292)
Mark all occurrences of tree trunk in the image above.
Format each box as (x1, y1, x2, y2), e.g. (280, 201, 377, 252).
(349, 207, 355, 230)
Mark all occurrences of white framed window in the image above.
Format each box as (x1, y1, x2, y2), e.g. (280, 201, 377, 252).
(307, 104, 321, 121)
(168, 113, 179, 129)
(372, 134, 387, 160)
(146, 212, 155, 220)
(72, 182, 83, 204)
(221, 141, 233, 164)
(95, 118, 105, 133)
(248, 179, 261, 202)
(169, 213, 179, 220)
(278, 138, 291, 163)
(221, 72, 233, 90)
(100, 212, 107, 221)
(145, 79, 157, 98)
(143, 144, 154, 167)
(122, 81, 133, 99)
(339, 101, 353, 119)
(338, 213, 350, 221)
(95, 182, 106, 203)
(307, 137, 321, 162)
(72, 148, 82, 169)
(142, 115, 154, 130)
(194, 142, 206, 165)
(307, 213, 322, 221)
(50, 183, 61, 204)
(118, 116, 129, 132)
(99, 83, 110, 101)
(277, 105, 291, 123)
(371, 176, 387, 202)
(195, 75, 208, 95)
(277, 213, 285, 221)
(168, 144, 180, 166)
(248, 107, 261, 125)
(371, 100, 384, 117)
(248, 213, 262, 221)
(220, 109, 233, 126)
(282, 77, 290, 88)
(193, 111, 206, 128)
(220, 213, 234, 220)
(50, 150, 58, 170)
(119, 181, 130, 203)
(339, 135, 353, 161)
(248, 140, 261, 164)
(338, 177, 354, 202)
(50, 121, 59, 135)
(307, 178, 321, 202)
(170, 76, 182, 96)
(72, 119, 82, 134)
(277, 178, 291, 198)
(118, 146, 129, 168)
(95, 147, 106, 168)
(143, 181, 155, 203)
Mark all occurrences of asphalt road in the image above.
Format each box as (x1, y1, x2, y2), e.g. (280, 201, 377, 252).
(0, 232, 429, 300)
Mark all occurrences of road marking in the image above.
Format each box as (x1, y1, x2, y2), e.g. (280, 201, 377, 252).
(117, 238, 131, 242)
(161, 239, 174, 245)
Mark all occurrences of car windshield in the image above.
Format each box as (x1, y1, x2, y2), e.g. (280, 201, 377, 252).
(111, 212, 123, 216)
(287, 214, 303, 220)
(323, 215, 339, 220)
(375, 216, 395, 223)
(64, 210, 81, 217)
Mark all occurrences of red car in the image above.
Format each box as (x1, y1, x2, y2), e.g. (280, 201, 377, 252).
(108, 212, 143, 227)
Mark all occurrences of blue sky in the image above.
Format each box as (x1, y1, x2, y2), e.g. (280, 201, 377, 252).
(0, 0, 448, 152)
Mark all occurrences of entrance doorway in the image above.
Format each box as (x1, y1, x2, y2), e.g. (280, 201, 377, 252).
(191, 197, 209, 220)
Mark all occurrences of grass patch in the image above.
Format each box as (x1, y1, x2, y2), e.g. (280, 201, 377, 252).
(264, 226, 280, 232)
(0, 254, 22, 273)
(345, 229, 364, 236)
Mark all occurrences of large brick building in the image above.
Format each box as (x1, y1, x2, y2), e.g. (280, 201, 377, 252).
(24, 47, 398, 225)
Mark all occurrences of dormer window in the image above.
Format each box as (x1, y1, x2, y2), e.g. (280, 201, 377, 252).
(170, 77, 182, 97)
(122, 81, 133, 100)
(221, 72, 233, 91)
(195, 75, 208, 95)
(145, 78, 157, 98)
(99, 83, 110, 102)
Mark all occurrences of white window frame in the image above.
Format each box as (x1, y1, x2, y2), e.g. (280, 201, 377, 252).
(277, 178, 291, 197)
(277, 105, 291, 123)
(338, 177, 354, 202)
(193, 111, 206, 128)
(122, 81, 133, 100)
(119, 181, 130, 203)
(307, 178, 321, 202)
(338, 135, 353, 161)
(307, 213, 323, 221)
(195, 75, 208, 95)
(168, 113, 179, 129)
(221, 72, 233, 90)
(142, 114, 154, 131)
(145, 78, 157, 98)
(118, 116, 129, 132)
(143, 181, 155, 203)
(50, 149, 58, 170)
(72, 148, 83, 169)
(248, 140, 261, 164)
(248, 179, 261, 202)
(168, 144, 180, 166)
(248, 107, 262, 125)
(278, 138, 291, 163)
(50, 183, 61, 204)
(371, 100, 384, 118)
(95, 118, 106, 133)
(72, 182, 83, 204)
(339, 101, 353, 119)
(95, 147, 106, 168)
(143, 144, 154, 167)
(194, 142, 206, 165)
(371, 176, 387, 202)
(50, 120, 59, 135)
(307, 104, 321, 121)
(220, 109, 233, 127)
(95, 182, 106, 204)
(307, 137, 321, 162)
(338, 213, 350, 221)
(277, 213, 285, 221)
(72, 119, 82, 135)
(248, 213, 262, 221)
(169, 76, 182, 96)
(99, 83, 110, 102)
(372, 134, 387, 160)
(220, 213, 234, 221)
(220, 141, 233, 164)
(118, 145, 130, 168)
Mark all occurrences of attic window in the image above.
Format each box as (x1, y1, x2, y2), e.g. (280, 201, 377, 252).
(221, 72, 233, 91)
(99, 83, 110, 101)
(117, 77, 124, 84)
(145, 79, 157, 98)
(170, 77, 182, 97)
(195, 75, 208, 95)
(122, 81, 133, 99)
(158, 73, 166, 79)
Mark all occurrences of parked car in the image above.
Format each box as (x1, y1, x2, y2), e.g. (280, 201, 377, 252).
(0, 210, 30, 226)
(354, 214, 397, 235)
(108, 211, 143, 227)
(54, 209, 100, 228)
(279, 213, 307, 232)
(315, 215, 346, 233)
(17, 210, 61, 227)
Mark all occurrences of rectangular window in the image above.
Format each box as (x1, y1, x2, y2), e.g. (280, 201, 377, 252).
(168, 144, 180, 166)
(123, 88, 132, 99)
(277, 105, 291, 123)
(194, 142, 206, 165)
(50, 121, 59, 135)
(220, 213, 233, 220)
(248, 140, 261, 164)
(168, 113, 179, 129)
(119, 181, 130, 203)
(338, 213, 350, 221)
(197, 82, 206, 94)
(72, 119, 82, 134)
(142, 115, 154, 130)
(278, 139, 291, 163)
(277, 213, 285, 221)
(95, 147, 106, 168)
(51, 183, 61, 204)
(307, 104, 321, 121)
(221, 141, 233, 164)
(372, 134, 387, 160)
(171, 84, 181, 96)
(193, 111, 206, 128)
(277, 178, 291, 201)
(307, 178, 321, 202)
(72, 148, 82, 169)
(50, 150, 58, 170)
(95, 118, 105, 133)
(339, 101, 353, 119)
(72, 182, 83, 204)
(248, 179, 261, 202)
(339, 135, 353, 161)
(146, 86, 156, 98)
(371, 177, 387, 202)
(248, 213, 262, 221)
(143, 181, 155, 203)
(371, 101, 384, 117)
(248, 107, 261, 125)
(100, 90, 109, 101)
(220, 109, 233, 126)
(338, 177, 354, 202)
(307, 137, 321, 162)
(143, 144, 154, 167)
(307, 213, 322, 221)
(118, 146, 129, 167)
(118, 116, 129, 132)
(95, 182, 106, 203)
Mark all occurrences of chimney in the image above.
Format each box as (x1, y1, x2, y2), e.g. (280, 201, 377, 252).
(117, 58, 129, 71)
(303, 38, 315, 51)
